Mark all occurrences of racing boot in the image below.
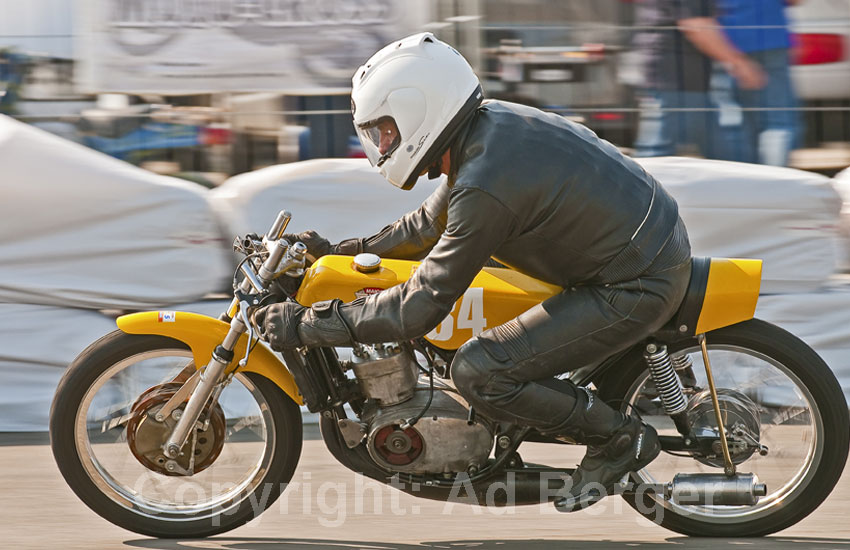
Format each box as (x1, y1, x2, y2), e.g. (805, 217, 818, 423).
(553, 389, 661, 512)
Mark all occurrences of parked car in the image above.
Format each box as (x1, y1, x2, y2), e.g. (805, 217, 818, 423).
(788, 0, 850, 149)
(789, 0, 850, 101)
(478, 0, 637, 145)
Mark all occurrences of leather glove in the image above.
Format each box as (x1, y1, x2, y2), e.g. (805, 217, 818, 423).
(254, 301, 305, 351)
(282, 230, 363, 262)
(254, 299, 355, 351)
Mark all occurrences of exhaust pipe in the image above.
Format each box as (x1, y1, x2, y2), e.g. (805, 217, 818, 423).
(665, 473, 767, 506)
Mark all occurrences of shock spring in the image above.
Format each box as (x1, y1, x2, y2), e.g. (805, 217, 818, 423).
(671, 353, 693, 372)
(644, 343, 688, 415)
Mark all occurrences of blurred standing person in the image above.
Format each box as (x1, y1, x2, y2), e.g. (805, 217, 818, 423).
(631, 0, 766, 158)
(712, 0, 801, 166)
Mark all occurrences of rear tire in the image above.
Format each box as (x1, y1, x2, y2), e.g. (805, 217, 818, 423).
(50, 331, 303, 538)
(599, 319, 849, 537)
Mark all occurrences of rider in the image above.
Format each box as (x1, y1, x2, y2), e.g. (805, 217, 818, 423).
(254, 32, 692, 509)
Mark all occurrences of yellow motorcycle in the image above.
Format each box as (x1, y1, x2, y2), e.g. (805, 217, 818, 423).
(50, 210, 850, 538)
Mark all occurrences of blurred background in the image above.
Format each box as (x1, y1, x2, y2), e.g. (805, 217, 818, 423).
(2, 0, 848, 184)
(4, 0, 850, 434)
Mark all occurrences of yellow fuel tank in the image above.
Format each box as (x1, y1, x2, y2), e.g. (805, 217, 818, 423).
(296, 255, 562, 350)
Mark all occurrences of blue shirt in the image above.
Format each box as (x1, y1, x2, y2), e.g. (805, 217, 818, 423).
(717, 0, 792, 53)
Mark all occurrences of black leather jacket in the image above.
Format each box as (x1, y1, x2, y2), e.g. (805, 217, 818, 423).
(338, 100, 690, 343)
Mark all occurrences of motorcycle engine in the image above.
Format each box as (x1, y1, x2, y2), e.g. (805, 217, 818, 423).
(350, 343, 494, 475)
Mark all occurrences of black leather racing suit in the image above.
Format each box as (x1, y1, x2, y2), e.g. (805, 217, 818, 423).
(335, 100, 692, 434)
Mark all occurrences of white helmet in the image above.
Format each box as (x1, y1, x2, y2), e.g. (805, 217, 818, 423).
(351, 32, 483, 190)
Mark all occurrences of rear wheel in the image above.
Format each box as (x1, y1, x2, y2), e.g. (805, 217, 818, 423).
(600, 319, 849, 537)
(50, 331, 302, 538)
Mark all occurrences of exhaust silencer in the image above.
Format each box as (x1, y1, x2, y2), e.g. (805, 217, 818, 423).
(665, 473, 767, 506)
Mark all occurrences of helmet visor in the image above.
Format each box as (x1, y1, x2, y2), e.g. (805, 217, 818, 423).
(356, 116, 401, 167)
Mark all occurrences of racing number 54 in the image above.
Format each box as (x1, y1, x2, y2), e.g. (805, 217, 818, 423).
(426, 287, 487, 341)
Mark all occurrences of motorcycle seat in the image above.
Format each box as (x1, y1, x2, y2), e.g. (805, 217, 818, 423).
(654, 256, 761, 341)
(664, 256, 711, 339)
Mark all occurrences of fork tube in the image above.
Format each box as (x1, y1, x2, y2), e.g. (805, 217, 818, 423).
(267, 211, 291, 242)
(220, 275, 254, 321)
(221, 297, 239, 321)
(698, 333, 736, 477)
(163, 319, 245, 458)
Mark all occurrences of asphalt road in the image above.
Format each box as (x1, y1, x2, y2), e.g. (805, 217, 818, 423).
(2, 437, 849, 550)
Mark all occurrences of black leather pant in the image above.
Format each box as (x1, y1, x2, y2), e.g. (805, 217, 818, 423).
(451, 253, 691, 435)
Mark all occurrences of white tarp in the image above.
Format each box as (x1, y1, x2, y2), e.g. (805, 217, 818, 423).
(756, 282, 850, 405)
(75, 1, 429, 94)
(831, 166, 850, 270)
(0, 115, 233, 310)
(214, 157, 842, 294)
(0, 300, 322, 431)
(209, 158, 443, 247)
(638, 157, 842, 294)
(0, 300, 238, 432)
(0, 304, 117, 431)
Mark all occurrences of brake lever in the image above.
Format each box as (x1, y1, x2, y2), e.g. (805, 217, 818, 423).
(234, 289, 269, 367)
(237, 300, 256, 367)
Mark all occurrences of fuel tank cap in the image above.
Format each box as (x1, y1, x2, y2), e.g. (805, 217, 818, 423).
(353, 253, 382, 273)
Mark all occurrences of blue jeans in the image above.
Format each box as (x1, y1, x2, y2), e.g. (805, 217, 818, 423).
(634, 89, 721, 158)
(710, 48, 801, 166)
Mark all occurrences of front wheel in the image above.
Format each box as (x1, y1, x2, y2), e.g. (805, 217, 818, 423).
(599, 319, 849, 537)
(50, 331, 303, 538)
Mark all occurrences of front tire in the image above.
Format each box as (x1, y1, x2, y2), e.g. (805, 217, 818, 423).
(50, 331, 303, 538)
(599, 319, 849, 537)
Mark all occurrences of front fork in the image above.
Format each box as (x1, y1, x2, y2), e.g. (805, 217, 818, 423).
(161, 210, 306, 461)
(163, 325, 244, 459)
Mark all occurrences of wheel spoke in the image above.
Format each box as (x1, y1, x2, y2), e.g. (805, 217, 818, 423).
(75, 348, 276, 520)
(625, 343, 823, 523)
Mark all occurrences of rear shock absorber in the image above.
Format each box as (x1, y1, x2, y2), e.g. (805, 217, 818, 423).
(671, 352, 698, 387)
(644, 342, 691, 436)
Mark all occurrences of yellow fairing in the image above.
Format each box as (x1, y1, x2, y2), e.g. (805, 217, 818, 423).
(116, 311, 303, 405)
(297, 255, 562, 350)
(695, 258, 762, 335)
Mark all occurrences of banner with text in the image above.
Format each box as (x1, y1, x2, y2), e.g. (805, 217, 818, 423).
(76, 0, 429, 93)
